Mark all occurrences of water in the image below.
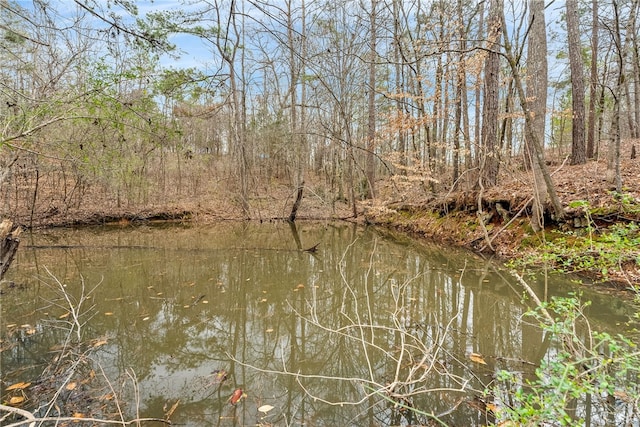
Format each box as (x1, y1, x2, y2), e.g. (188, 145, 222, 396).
(1, 222, 637, 426)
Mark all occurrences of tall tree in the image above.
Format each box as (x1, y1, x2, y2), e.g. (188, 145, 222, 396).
(586, 0, 599, 159)
(567, 0, 586, 164)
(365, 0, 377, 198)
(210, 0, 250, 216)
(607, 0, 625, 191)
(501, 5, 565, 223)
(480, 0, 502, 187)
(526, 0, 549, 231)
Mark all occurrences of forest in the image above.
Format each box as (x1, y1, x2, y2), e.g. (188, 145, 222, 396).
(1, 0, 637, 228)
(2, 1, 640, 425)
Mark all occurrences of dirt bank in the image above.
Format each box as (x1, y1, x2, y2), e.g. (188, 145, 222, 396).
(3, 147, 639, 289)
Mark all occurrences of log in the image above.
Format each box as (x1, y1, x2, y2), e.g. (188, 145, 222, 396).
(1, 219, 22, 280)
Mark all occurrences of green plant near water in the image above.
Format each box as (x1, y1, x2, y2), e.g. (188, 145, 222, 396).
(511, 197, 640, 282)
(490, 296, 640, 426)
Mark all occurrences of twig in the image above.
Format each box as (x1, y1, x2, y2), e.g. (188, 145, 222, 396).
(512, 272, 554, 324)
(2, 416, 170, 426)
(0, 405, 36, 427)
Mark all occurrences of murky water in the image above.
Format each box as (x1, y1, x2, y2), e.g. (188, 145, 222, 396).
(1, 222, 637, 426)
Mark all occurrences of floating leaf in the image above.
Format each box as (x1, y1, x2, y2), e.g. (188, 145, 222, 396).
(296, 284, 305, 289)
(258, 404, 274, 414)
(469, 353, 487, 365)
(8, 396, 25, 405)
(6, 382, 30, 391)
(66, 382, 77, 391)
(73, 412, 85, 418)
(229, 389, 246, 405)
(210, 369, 228, 384)
(93, 339, 108, 348)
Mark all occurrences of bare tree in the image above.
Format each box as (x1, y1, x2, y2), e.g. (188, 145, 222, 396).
(365, 0, 377, 198)
(607, 0, 625, 191)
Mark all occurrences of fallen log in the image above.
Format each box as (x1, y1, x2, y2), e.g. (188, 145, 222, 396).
(1, 219, 22, 280)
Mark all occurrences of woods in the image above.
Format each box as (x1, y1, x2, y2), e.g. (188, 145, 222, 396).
(2, 2, 640, 425)
(0, 0, 638, 226)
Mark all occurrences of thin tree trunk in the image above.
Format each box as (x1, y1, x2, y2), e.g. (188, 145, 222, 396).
(502, 10, 565, 221)
(586, 0, 598, 159)
(365, 0, 377, 198)
(474, 1, 485, 170)
(393, 0, 406, 171)
(607, 1, 624, 191)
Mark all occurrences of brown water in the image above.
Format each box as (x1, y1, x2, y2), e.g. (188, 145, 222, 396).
(0, 222, 636, 426)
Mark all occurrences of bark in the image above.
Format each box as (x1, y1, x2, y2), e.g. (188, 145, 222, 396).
(526, 0, 549, 231)
(474, 1, 485, 169)
(567, 0, 586, 165)
(607, 1, 624, 191)
(480, 0, 502, 187)
(501, 10, 565, 221)
(586, 0, 598, 159)
(289, 181, 304, 222)
(1, 220, 21, 280)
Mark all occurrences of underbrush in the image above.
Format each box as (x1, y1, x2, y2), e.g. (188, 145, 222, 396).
(510, 196, 640, 288)
(490, 295, 640, 426)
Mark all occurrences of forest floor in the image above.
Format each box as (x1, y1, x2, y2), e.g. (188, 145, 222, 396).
(4, 142, 640, 291)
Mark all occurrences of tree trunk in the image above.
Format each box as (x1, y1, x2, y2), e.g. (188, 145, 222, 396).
(365, 0, 377, 198)
(586, 0, 598, 159)
(289, 181, 304, 222)
(567, 0, 586, 165)
(607, 1, 624, 191)
(526, 0, 549, 231)
(480, 0, 502, 187)
(1, 220, 21, 280)
(501, 10, 565, 221)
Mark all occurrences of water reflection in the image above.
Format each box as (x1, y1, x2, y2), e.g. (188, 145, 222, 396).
(1, 222, 636, 426)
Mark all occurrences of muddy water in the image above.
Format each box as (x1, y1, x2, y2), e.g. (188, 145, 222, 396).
(1, 222, 636, 426)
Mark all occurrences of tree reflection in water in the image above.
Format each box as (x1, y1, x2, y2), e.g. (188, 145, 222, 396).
(1, 222, 636, 426)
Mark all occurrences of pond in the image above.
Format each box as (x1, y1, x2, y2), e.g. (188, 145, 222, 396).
(1, 221, 637, 426)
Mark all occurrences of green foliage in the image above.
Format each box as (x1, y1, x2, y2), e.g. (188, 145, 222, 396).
(512, 197, 640, 282)
(491, 296, 640, 426)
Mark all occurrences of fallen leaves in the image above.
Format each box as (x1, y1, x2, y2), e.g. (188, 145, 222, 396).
(229, 388, 246, 405)
(469, 353, 487, 365)
(8, 396, 25, 405)
(5, 382, 31, 391)
(258, 404, 274, 414)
